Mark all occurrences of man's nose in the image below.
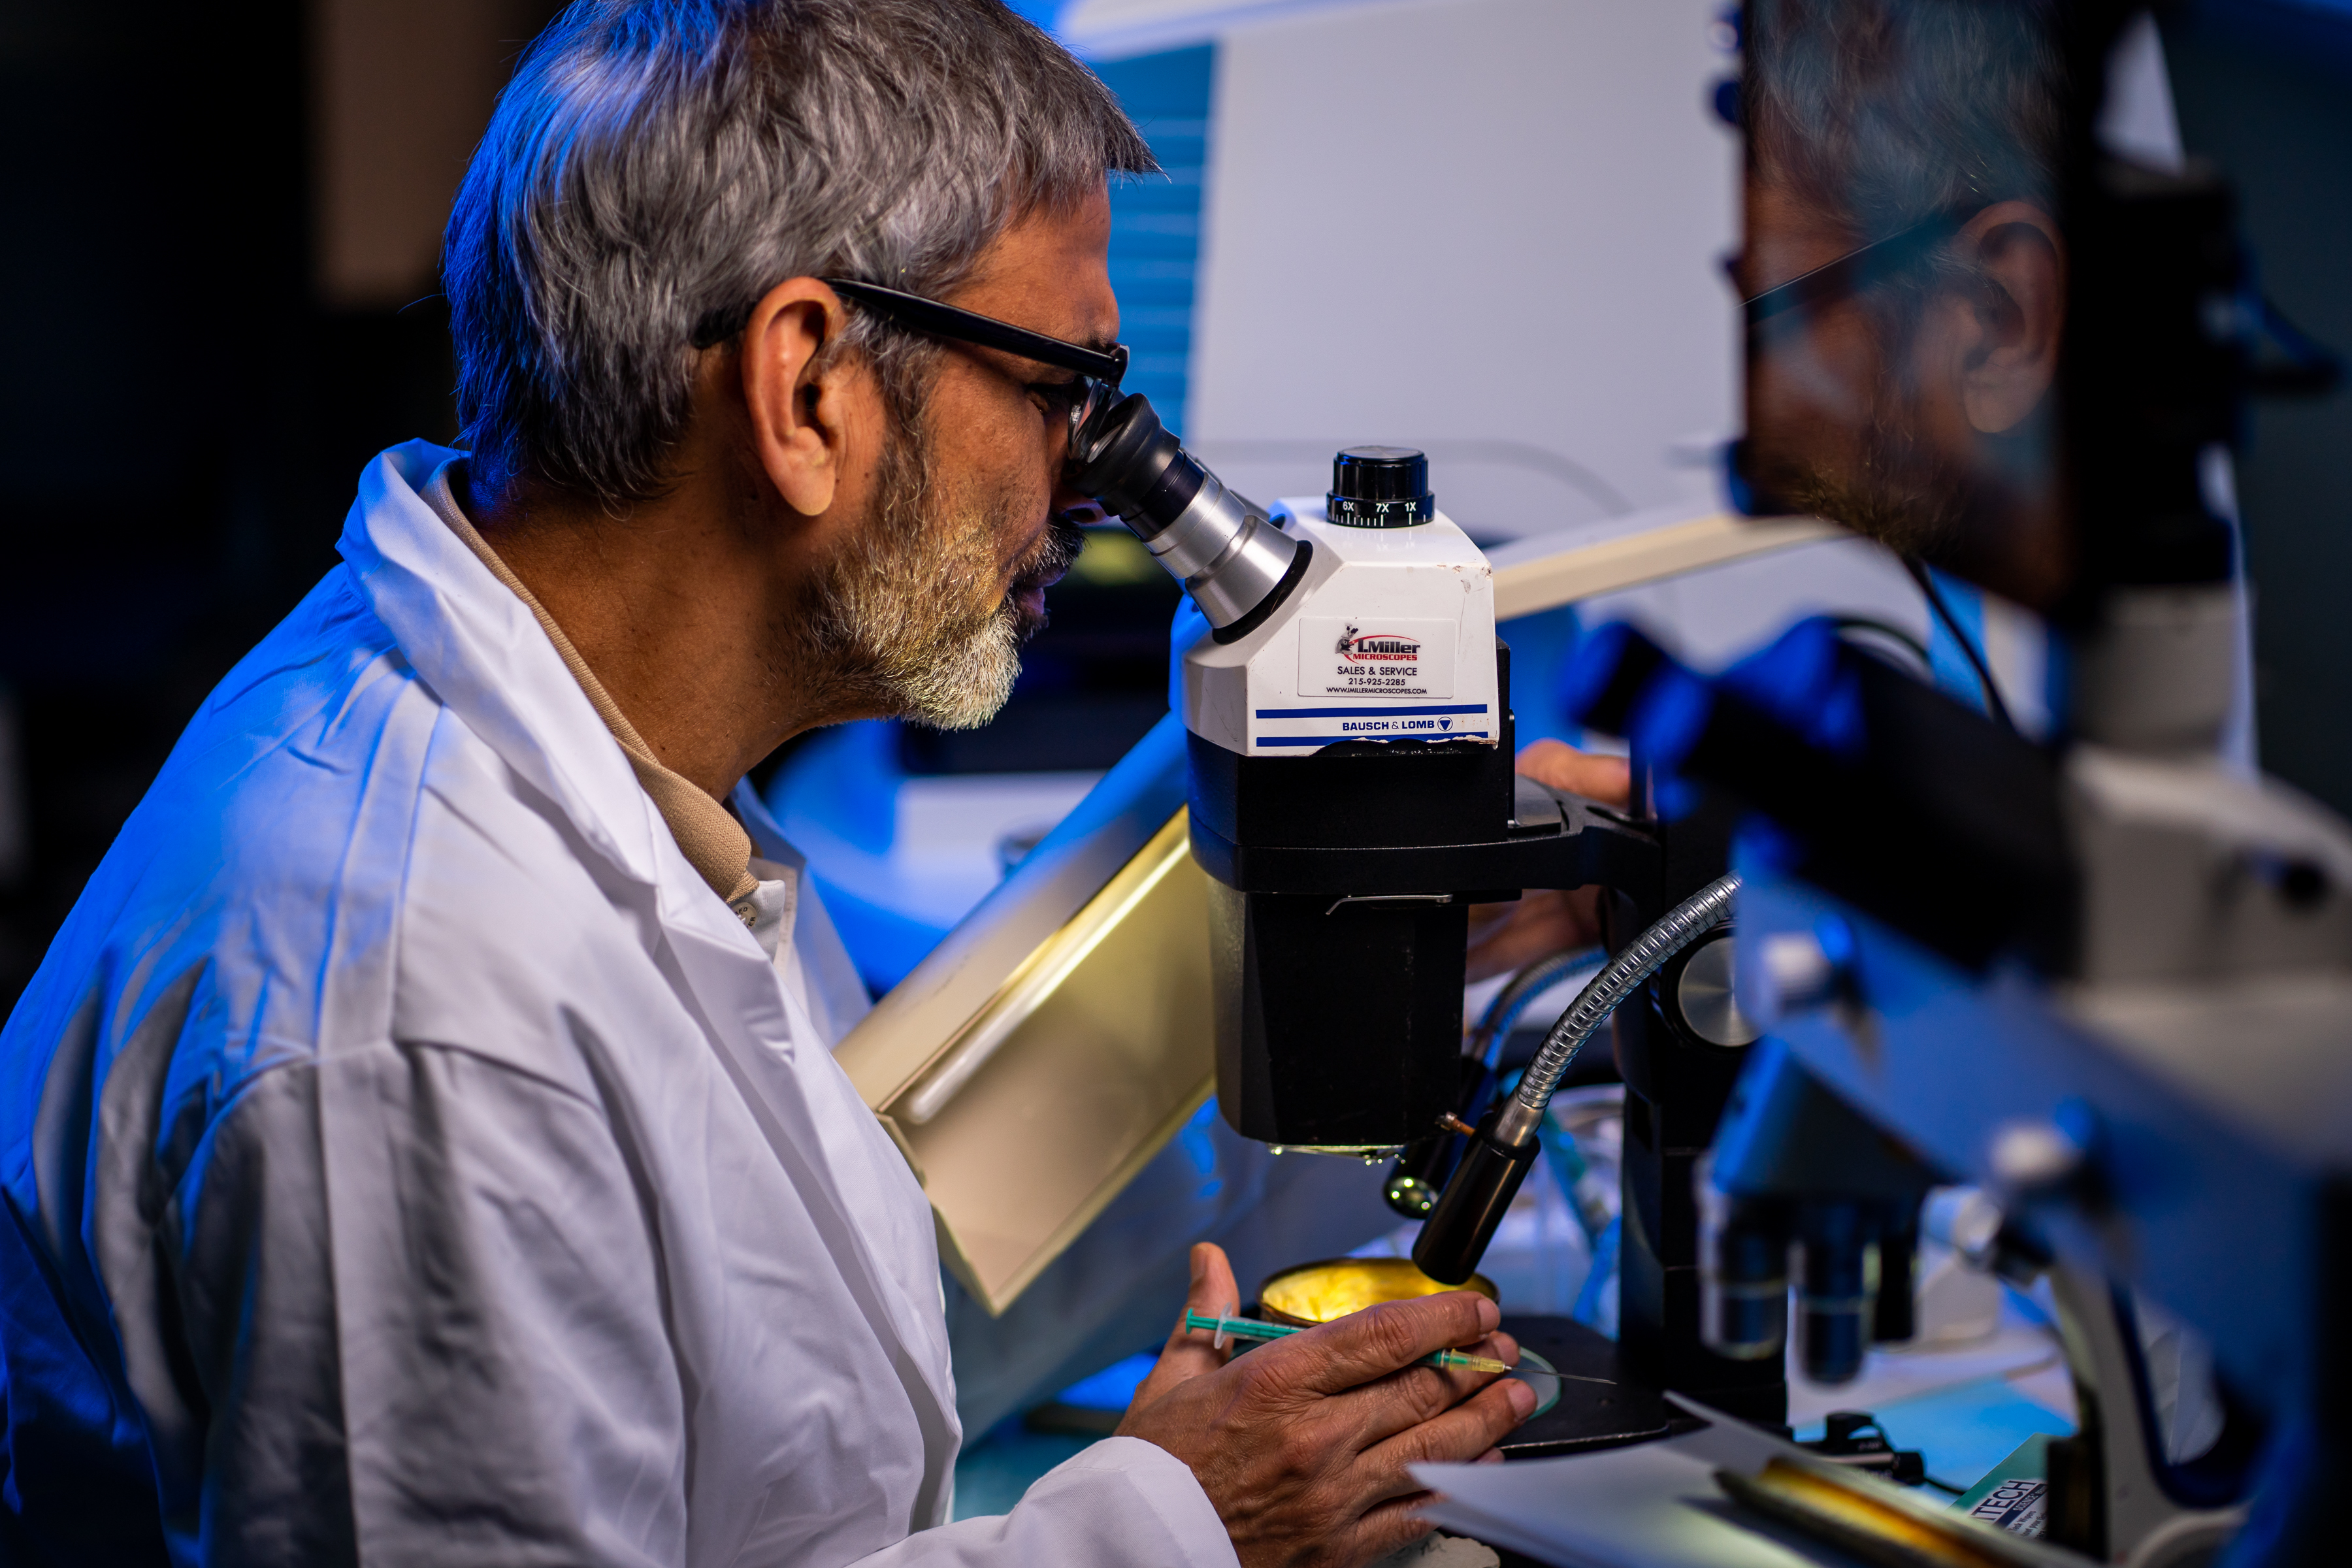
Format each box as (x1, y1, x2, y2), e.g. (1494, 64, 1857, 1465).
(1052, 482, 1109, 527)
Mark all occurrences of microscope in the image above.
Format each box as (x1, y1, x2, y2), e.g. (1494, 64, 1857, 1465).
(845, 9, 2341, 1549)
(1066, 410, 1789, 1439)
(1541, 1, 2351, 1561)
(1058, 3, 2349, 1552)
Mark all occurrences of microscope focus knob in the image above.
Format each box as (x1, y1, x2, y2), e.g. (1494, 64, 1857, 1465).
(1327, 446, 1434, 527)
(1676, 931, 1762, 1047)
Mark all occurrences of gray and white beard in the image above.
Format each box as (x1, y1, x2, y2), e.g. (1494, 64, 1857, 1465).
(789, 413, 1083, 732)
(1770, 372, 1976, 559)
(1756, 278, 2003, 561)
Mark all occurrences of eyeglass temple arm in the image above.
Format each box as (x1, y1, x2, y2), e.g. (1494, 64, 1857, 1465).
(823, 278, 1128, 385)
(1741, 209, 1968, 328)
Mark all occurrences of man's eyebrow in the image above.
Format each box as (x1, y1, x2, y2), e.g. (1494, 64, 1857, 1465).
(1011, 332, 1119, 380)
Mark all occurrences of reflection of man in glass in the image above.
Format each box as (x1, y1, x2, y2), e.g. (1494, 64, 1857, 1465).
(1736, 0, 2072, 609)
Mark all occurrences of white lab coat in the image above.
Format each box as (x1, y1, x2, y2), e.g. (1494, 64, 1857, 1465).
(0, 440, 1235, 1567)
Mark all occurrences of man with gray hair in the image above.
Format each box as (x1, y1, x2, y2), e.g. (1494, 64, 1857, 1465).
(0, 2, 1529, 1565)
(1735, 0, 2072, 610)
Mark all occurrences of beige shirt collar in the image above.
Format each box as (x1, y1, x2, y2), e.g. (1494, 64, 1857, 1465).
(421, 463, 763, 911)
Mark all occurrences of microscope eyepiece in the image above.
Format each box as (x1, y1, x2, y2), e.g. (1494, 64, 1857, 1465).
(1068, 391, 1310, 639)
(1069, 389, 1192, 521)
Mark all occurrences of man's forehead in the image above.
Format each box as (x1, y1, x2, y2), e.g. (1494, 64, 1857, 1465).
(947, 188, 1119, 350)
(1742, 172, 1867, 286)
(1748, 172, 1854, 244)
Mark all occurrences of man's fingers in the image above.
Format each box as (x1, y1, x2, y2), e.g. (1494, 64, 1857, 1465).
(1191, 1243, 1239, 1316)
(1337, 1497, 1439, 1567)
(1328, 1331, 1518, 1450)
(1514, 738, 1633, 808)
(1164, 1242, 1239, 1365)
(1257, 1292, 1502, 1398)
(1358, 1380, 1535, 1501)
(1120, 1244, 1237, 1423)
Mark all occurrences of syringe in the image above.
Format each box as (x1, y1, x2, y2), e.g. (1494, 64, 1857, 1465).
(1183, 1311, 1510, 1373)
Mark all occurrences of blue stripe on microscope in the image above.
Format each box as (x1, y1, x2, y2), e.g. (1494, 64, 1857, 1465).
(1256, 732, 1492, 747)
(1253, 704, 1490, 718)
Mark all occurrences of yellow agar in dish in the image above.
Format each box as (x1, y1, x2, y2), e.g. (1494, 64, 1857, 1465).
(1258, 1258, 1498, 1326)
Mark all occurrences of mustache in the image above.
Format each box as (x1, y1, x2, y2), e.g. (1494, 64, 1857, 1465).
(1015, 510, 1092, 587)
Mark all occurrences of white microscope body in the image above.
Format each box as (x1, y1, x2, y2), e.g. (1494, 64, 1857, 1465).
(1182, 498, 1501, 760)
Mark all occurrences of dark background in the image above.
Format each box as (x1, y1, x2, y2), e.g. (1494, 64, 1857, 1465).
(0, 0, 562, 1011)
(2, 0, 2347, 1018)
(2159, 2, 2352, 825)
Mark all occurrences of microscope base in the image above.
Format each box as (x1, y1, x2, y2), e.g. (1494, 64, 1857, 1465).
(1494, 1316, 1704, 1460)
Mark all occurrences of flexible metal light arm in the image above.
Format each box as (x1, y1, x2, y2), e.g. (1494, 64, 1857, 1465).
(1415, 874, 1741, 1284)
(1492, 874, 1742, 1147)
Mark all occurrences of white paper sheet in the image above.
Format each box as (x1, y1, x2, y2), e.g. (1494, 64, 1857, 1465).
(1410, 1418, 1844, 1568)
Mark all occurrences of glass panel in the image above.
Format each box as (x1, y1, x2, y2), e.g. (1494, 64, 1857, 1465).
(1736, 0, 2076, 610)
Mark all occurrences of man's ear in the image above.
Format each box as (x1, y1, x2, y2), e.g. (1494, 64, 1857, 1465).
(738, 278, 864, 517)
(1952, 200, 2066, 434)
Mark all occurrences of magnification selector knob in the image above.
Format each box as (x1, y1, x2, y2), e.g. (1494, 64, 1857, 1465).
(1328, 446, 1435, 528)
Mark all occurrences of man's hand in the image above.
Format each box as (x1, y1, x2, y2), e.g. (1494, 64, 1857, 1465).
(1464, 740, 1633, 983)
(1117, 1245, 1535, 1568)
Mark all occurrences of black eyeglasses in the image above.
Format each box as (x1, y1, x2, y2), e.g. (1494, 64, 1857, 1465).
(689, 278, 1132, 448)
(827, 278, 1132, 451)
(823, 278, 1127, 382)
(1729, 206, 1974, 333)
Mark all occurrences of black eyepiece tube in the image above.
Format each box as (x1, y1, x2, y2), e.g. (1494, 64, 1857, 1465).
(1069, 392, 1194, 534)
(1067, 391, 1305, 634)
(1411, 1122, 1540, 1286)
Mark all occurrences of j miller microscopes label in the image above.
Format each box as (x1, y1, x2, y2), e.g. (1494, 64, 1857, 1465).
(1298, 617, 1458, 700)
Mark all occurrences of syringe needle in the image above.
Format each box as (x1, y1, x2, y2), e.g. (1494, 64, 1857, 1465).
(1183, 1313, 1513, 1375)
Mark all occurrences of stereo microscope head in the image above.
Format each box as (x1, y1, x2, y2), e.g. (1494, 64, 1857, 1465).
(1069, 417, 1517, 1153)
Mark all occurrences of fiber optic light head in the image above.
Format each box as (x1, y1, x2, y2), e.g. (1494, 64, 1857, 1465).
(1069, 391, 1311, 638)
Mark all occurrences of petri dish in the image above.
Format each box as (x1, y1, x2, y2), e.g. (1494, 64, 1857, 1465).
(1511, 1348, 1563, 1418)
(1258, 1258, 1499, 1327)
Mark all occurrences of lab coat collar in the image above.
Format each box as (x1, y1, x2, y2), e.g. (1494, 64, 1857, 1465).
(338, 441, 671, 898)
(733, 777, 808, 873)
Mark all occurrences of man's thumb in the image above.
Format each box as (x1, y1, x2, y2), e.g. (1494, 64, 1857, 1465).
(1187, 1242, 1240, 1318)
(1118, 1245, 1241, 1428)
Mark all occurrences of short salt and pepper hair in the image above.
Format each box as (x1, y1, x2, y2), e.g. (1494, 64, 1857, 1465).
(444, 0, 1154, 505)
(1744, 0, 2066, 243)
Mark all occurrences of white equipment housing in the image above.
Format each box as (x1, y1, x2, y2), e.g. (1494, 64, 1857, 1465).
(1183, 499, 1501, 758)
